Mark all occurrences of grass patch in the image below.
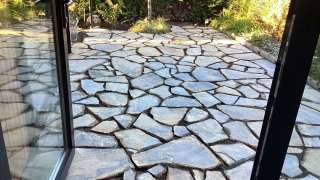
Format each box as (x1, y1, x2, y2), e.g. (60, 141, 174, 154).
(129, 17, 170, 34)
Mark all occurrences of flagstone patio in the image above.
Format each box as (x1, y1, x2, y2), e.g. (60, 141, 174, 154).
(66, 25, 320, 179)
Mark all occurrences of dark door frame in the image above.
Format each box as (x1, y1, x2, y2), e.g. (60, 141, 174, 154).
(0, 0, 74, 179)
(251, 0, 320, 179)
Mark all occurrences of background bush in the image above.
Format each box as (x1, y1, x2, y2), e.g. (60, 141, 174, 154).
(68, 0, 227, 27)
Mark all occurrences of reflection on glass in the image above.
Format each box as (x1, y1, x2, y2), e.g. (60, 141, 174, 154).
(0, 0, 64, 179)
(280, 37, 320, 179)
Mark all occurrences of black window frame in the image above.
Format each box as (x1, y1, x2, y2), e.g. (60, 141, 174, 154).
(251, 0, 320, 179)
(0, 0, 74, 179)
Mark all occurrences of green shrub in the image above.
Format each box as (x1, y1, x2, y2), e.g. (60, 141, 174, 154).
(68, 0, 227, 27)
(129, 17, 169, 34)
(310, 39, 320, 82)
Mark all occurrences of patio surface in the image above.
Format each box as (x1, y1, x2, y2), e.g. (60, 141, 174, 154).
(66, 25, 320, 179)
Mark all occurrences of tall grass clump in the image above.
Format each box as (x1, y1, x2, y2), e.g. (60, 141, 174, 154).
(129, 17, 169, 34)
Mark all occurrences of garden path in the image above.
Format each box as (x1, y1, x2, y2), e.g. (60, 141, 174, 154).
(66, 25, 320, 179)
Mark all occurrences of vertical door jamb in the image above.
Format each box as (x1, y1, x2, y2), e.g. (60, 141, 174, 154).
(251, 0, 320, 179)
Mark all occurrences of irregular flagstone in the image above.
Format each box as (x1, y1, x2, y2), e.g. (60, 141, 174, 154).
(74, 130, 118, 147)
(205, 171, 226, 180)
(98, 92, 128, 106)
(138, 47, 162, 56)
(223, 121, 258, 147)
(129, 89, 146, 98)
(216, 86, 241, 96)
(225, 161, 253, 180)
(145, 62, 165, 70)
(183, 82, 216, 92)
(147, 165, 167, 177)
(133, 114, 173, 140)
(192, 169, 205, 180)
(151, 107, 187, 125)
(281, 154, 303, 177)
(185, 108, 209, 122)
(73, 104, 85, 117)
(218, 105, 265, 121)
(298, 124, 320, 136)
(303, 85, 320, 104)
(165, 78, 183, 86)
(75, 97, 99, 105)
(132, 136, 221, 169)
(237, 85, 260, 98)
(302, 149, 320, 176)
(123, 169, 136, 180)
(155, 68, 171, 78)
(115, 129, 161, 151)
(67, 148, 133, 179)
(253, 59, 275, 76)
(112, 58, 142, 78)
(91, 120, 119, 134)
(137, 173, 156, 180)
(210, 143, 255, 165)
(81, 79, 104, 95)
(110, 50, 136, 57)
(162, 97, 202, 107)
(69, 59, 105, 73)
(126, 55, 146, 63)
(131, 73, 164, 90)
(215, 93, 238, 105)
(171, 87, 190, 96)
(114, 114, 136, 128)
(195, 56, 221, 66)
(73, 114, 98, 128)
(174, 126, 191, 137)
(221, 69, 269, 79)
(302, 101, 320, 112)
(127, 95, 160, 114)
(296, 105, 320, 125)
(193, 92, 220, 107)
(88, 69, 114, 79)
(235, 98, 267, 108)
(155, 56, 177, 64)
(158, 46, 185, 56)
(208, 109, 230, 123)
(188, 119, 228, 144)
(88, 107, 125, 120)
(91, 44, 123, 52)
(174, 73, 196, 81)
(167, 168, 193, 180)
(187, 47, 202, 56)
(192, 67, 226, 81)
(105, 82, 129, 93)
(230, 53, 261, 60)
(149, 85, 172, 99)
(94, 76, 128, 83)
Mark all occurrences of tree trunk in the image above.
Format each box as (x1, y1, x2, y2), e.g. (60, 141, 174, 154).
(147, 0, 152, 20)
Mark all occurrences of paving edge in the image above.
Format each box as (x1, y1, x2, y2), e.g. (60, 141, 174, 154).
(222, 30, 320, 90)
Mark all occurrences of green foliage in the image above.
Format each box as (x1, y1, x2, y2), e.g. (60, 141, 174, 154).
(212, 0, 289, 39)
(310, 39, 320, 82)
(129, 17, 169, 34)
(153, 0, 226, 22)
(68, 0, 226, 27)
(0, 0, 44, 25)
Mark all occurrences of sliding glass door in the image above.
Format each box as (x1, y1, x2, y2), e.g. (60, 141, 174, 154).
(0, 0, 73, 179)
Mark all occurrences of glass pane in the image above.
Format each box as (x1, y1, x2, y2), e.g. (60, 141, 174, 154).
(0, 0, 64, 179)
(280, 37, 320, 179)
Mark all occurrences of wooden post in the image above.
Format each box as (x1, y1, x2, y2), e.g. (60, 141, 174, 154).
(147, 0, 152, 20)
